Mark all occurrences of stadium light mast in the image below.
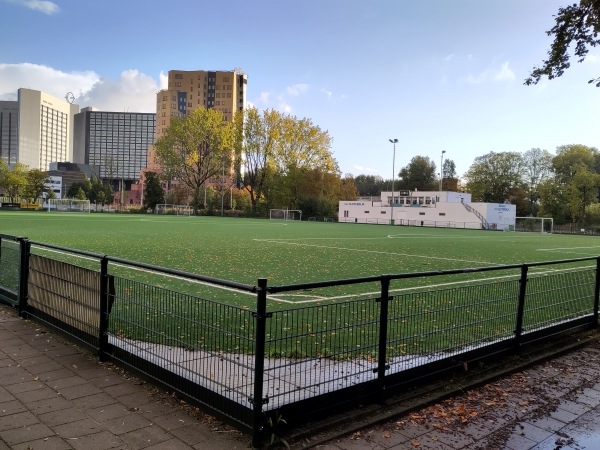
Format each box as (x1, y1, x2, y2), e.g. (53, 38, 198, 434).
(439, 150, 446, 192)
(389, 139, 398, 226)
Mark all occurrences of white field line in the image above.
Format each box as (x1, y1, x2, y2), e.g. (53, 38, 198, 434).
(253, 238, 500, 266)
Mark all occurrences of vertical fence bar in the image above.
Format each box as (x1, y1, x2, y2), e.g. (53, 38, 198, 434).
(98, 256, 109, 361)
(251, 278, 268, 450)
(376, 276, 391, 403)
(514, 264, 529, 348)
(594, 257, 600, 326)
(17, 238, 30, 318)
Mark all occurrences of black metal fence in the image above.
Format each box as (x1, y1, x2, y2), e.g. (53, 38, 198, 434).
(0, 234, 598, 448)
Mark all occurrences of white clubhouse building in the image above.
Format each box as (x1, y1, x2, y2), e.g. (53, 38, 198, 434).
(339, 190, 516, 230)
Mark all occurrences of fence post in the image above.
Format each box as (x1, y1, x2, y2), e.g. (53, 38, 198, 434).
(17, 238, 30, 318)
(98, 256, 109, 362)
(376, 276, 391, 404)
(514, 264, 529, 348)
(251, 278, 268, 450)
(594, 257, 600, 327)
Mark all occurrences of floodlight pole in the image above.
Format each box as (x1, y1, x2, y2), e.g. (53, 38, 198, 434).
(439, 150, 446, 192)
(389, 139, 398, 226)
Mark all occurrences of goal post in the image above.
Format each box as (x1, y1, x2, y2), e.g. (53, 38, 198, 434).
(269, 209, 302, 221)
(515, 217, 554, 234)
(154, 204, 194, 216)
(47, 199, 91, 213)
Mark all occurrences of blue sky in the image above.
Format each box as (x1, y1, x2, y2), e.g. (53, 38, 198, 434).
(1, 0, 599, 180)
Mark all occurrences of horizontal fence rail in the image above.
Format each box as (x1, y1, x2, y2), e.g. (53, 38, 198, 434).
(0, 235, 598, 448)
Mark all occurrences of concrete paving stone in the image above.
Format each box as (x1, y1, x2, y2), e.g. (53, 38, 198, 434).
(462, 416, 510, 440)
(0, 410, 40, 431)
(0, 386, 17, 402)
(193, 435, 247, 450)
(13, 386, 60, 403)
(47, 375, 89, 390)
(27, 396, 73, 415)
(394, 422, 431, 440)
(103, 381, 144, 398)
(0, 399, 27, 416)
(170, 423, 213, 446)
(27, 361, 70, 375)
(390, 433, 454, 449)
(1, 372, 34, 386)
(37, 367, 80, 382)
(68, 430, 127, 450)
(102, 413, 154, 435)
(116, 390, 157, 409)
(524, 415, 566, 433)
(5, 379, 45, 394)
(85, 402, 131, 422)
(38, 406, 86, 427)
(119, 424, 174, 448)
(149, 410, 197, 431)
(18, 354, 57, 368)
(513, 422, 555, 443)
(359, 428, 409, 448)
(87, 374, 125, 389)
(502, 430, 538, 450)
(0, 365, 26, 377)
(558, 399, 592, 416)
(429, 430, 476, 449)
(12, 435, 73, 450)
(58, 382, 103, 400)
(143, 438, 195, 450)
(71, 392, 117, 410)
(1, 422, 56, 446)
(548, 407, 580, 424)
(53, 353, 97, 367)
(0, 357, 15, 367)
(53, 418, 105, 439)
(5, 346, 43, 358)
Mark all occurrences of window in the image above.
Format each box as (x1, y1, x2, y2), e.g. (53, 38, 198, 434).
(439, 213, 446, 216)
(381, 211, 386, 214)
(344, 211, 349, 218)
(419, 212, 425, 215)
(364, 211, 370, 214)
(175, 74, 183, 79)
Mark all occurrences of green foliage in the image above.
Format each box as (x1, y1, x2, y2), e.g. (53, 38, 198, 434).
(143, 172, 165, 211)
(526, 0, 600, 86)
(464, 152, 525, 203)
(398, 156, 437, 191)
(265, 411, 289, 449)
(23, 169, 48, 203)
(353, 174, 386, 197)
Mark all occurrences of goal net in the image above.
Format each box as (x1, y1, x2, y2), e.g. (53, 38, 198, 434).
(154, 204, 194, 216)
(47, 199, 91, 213)
(269, 209, 302, 221)
(515, 217, 554, 233)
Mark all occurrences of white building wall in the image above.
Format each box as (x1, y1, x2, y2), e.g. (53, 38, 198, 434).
(18, 89, 79, 170)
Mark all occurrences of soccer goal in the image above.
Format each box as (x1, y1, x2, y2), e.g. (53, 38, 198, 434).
(154, 204, 194, 216)
(515, 217, 554, 234)
(269, 209, 302, 221)
(47, 199, 91, 213)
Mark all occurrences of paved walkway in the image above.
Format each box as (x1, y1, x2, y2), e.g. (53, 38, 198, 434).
(0, 304, 247, 450)
(305, 335, 600, 449)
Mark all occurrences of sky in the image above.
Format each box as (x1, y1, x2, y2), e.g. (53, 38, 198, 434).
(1, 0, 599, 180)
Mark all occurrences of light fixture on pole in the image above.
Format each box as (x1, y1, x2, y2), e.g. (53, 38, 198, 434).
(439, 150, 446, 191)
(389, 139, 398, 226)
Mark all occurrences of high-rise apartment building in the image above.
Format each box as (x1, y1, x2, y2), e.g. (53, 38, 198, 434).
(0, 101, 18, 166)
(17, 88, 79, 170)
(146, 69, 247, 179)
(73, 107, 156, 190)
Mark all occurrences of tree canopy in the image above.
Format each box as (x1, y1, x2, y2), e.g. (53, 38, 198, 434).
(397, 156, 437, 191)
(525, 0, 600, 86)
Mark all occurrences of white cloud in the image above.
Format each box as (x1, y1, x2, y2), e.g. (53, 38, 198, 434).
(494, 62, 515, 81)
(444, 54, 455, 62)
(0, 63, 160, 112)
(464, 61, 515, 84)
(255, 91, 271, 105)
(277, 96, 292, 113)
(6, 0, 59, 15)
(353, 165, 377, 173)
(321, 88, 333, 98)
(286, 83, 309, 96)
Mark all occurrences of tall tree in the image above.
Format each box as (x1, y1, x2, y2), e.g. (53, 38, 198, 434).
(143, 172, 164, 211)
(552, 144, 598, 184)
(568, 164, 600, 227)
(464, 152, 525, 203)
(234, 108, 280, 214)
(397, 156, 437, 191)
(353, 174, 386, 197)
(2, 163, 28, 202)
(154, 108, 234, 210)
(522, 148, 553, 215)
(23, 169, 49, 204)
(525, 0, 600, 87)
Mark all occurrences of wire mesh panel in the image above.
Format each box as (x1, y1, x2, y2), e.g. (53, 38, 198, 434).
(522, 267, 596, 332)
(107, 273, 256, 428)
(0, 236, 20, 305)
(386, 279, 519, 373)
(262, 297, 380, 410)
(27, 254, 101, 348)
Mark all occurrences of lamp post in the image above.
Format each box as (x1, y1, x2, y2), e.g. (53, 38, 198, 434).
(389, 139, 398, 225)
(439, 150, 446, 192)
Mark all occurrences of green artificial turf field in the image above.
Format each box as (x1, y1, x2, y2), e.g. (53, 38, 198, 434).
(1, 210, 599, 304)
